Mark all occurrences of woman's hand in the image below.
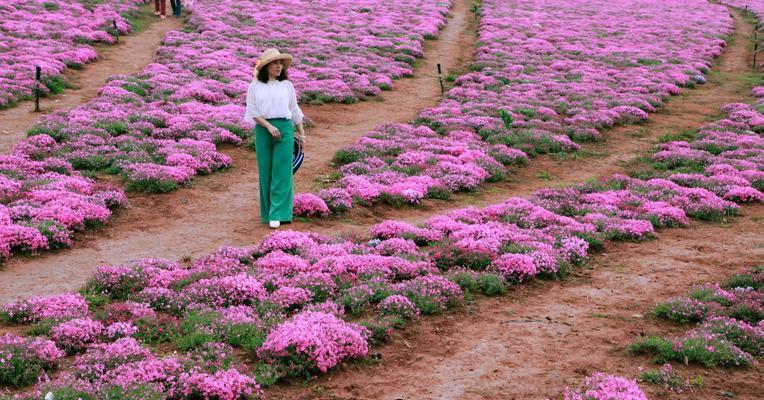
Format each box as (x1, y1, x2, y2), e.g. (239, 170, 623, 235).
(296, 122, 306, 144)
(267, 124, 281, 141)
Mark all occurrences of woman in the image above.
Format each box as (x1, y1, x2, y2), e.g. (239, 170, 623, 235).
(244, 48, 306, 229)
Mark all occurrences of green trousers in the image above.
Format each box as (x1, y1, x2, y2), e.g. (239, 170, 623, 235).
(254, 119, 294, 223)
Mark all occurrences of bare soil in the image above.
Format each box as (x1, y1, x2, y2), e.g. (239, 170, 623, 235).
(0, 5, 184, 153)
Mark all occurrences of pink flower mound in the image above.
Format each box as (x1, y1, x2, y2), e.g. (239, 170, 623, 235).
(270, 286, 314, 309)
(724, 186, 764, 203)
(73, 337, 153, 380)
(293, 193, 330, 218)
(564, 373, 648, 400)
(490, 253, 538, 282)
(318, 188, 353, 212)
(0, 333, 65, 369)
(50, 317, 105, 353)
(378, 295, 419, 319)
(1, 293, 89, 323)
(258, 311, 370, 373)
(176, 368, 264, 400)
(254, 250, 312, 276)
(180, 273, 267, 308)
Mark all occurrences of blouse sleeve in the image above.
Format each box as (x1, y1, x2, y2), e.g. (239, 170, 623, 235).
(244, 81, 261, 124)
(287, 81, 304, 125)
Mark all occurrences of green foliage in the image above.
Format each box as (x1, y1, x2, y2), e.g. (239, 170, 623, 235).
(477, 273, 507, 296)
(723, 267, 763, 291)
(42, 75, 68, 94)
(253, 362, 284, 387)
(449, 271, 479, 294)
(640, 365, 702, 393)
(358, 318, 393, 346)
(103, 385, 165, 400)
(125, 178, 178, 194)
(95, 121, 129, 137)
(133, 315, 179, 344)
(426, 185, 452, 200)
(498, 109, 513, 129)
(25, 319, 57, 336)
(223, 324, 266, 351)
(0, 348, 48, 387)
(628, 336, 753, 368)
(332, 148, 365, 166)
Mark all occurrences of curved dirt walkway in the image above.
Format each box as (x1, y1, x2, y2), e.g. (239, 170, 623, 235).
(0, 6, 184, 153)
(0, 0, 476, 303)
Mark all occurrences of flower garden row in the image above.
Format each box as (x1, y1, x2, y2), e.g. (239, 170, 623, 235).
(0, 0, 145, 108)
(629, 266, 763, 369)
(24, 0, 452, 191)
(295, 84, 764, 217)
(0, 167, 747, 398)
(292, 0, 737, 215)
(0, 0, 452, 263)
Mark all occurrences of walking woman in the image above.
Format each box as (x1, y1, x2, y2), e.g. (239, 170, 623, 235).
(244, 48, 306, 229)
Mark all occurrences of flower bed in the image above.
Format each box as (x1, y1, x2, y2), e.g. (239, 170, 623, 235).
(296, 0, 734, 215)
(564, 372, 648, 400)
(0, 165, 743, 393)
(0, 0, 145, 108)
(628, 266, 763, 368)
(20, 0, 451, 193)
(0, 144, 126, 262)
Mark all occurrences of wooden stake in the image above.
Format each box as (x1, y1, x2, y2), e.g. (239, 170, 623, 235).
(437, 63, 445, 95)
(34, 66, 41, 112)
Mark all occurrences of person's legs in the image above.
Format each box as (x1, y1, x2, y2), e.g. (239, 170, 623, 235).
(154, 0, 160, 15)
(172, 0, 182, 16)
(159, 0, 166, 17)
(268, 120, 294, 222)
(254, 125, 274, 223)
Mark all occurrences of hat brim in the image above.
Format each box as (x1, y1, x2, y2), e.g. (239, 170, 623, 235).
(256, 54, 293, 71)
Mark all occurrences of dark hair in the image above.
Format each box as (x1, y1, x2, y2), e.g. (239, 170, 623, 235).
(257, 61, 289, 83)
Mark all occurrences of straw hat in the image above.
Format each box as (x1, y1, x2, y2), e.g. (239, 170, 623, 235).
(255, 48, 293, 72)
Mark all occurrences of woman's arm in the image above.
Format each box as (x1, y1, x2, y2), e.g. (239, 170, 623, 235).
(288, 81, 306, 142)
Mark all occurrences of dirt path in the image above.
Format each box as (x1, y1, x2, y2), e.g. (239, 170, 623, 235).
(0, 5, 184, 153)
(266, 206, 764, 400)
(0, 0, 477, 303)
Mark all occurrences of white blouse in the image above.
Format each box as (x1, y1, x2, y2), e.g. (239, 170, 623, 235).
(244, 79, 304, 125)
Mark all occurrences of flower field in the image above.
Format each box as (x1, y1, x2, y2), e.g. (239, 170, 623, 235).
(0, 164, 752, 397)
(294, 0, 734, 215)
(0, 0, 452, 263)
(21, 0, 451, 194)
(0, 0, 145, 108)
(1, 0, 763, 398)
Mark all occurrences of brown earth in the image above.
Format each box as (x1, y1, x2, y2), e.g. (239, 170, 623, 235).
(0, 0, 477, 302)
(0, 4, 762, 400)
(0, 4, 184, 153)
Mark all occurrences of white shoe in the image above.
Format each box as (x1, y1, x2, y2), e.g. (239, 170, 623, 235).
(269, 221, 280, 229)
